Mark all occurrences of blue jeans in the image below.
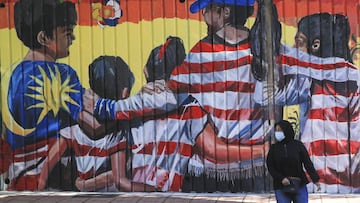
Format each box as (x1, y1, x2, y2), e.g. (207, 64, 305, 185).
(275, 185, 308, 203)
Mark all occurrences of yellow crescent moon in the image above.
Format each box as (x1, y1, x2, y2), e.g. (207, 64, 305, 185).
(1, 62, 35, 136)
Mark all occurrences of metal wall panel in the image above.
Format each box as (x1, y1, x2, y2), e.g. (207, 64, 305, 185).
(0, 0, 359, 193)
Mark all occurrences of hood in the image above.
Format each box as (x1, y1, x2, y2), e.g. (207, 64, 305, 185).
(275, 120, 295, 143)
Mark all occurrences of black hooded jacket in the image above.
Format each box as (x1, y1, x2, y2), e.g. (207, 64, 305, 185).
(266, 120, 320, 190)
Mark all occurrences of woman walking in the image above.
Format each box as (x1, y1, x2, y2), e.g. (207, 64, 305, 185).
(267, 120, 321, 203)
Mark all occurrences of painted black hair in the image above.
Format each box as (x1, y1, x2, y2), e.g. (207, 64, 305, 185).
(14, 0, 77, 49)
(227, 5, 254, 29)
(145, 36, 186, 82)
(298, 13, 351, 61)
(89, 55, 135, 100)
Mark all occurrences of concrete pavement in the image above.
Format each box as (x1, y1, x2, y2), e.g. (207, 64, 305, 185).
(0, 192, 360, 203)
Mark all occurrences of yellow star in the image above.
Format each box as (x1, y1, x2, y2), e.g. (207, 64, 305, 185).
(25, 64, 80, 124)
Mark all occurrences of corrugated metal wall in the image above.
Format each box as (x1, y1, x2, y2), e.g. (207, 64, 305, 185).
(0, 0, 360, 193)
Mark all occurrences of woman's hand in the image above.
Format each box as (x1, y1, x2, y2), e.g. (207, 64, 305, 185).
(315, 182, 321, 191)
(281, 177, 290, 186)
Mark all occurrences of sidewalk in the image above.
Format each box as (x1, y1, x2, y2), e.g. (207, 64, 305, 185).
(0, 192, 360, 203)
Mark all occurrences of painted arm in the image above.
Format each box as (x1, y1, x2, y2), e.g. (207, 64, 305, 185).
(195, 122, 268, 164)
(83, 86, 181, 121)
(75, 170, 114, 192)
(37, 137, 68, 190)
(110, 150, 157, 192)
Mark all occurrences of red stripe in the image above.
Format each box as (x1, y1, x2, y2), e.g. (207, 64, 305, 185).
(12, 138, 57, 155)
(13, 151, 48, 163)
(280, 55, 357, 71)
(167, 80, 255, 94)
(72, 140, 113, 157)
(308, 107, 360, 122)
(311, 81, 359, 97)
(0, 137, 12, 173)
(172, 57, 251, 75)
(308, 140, 360, 156)
(167, 105, 207, 120)
(9, 174, 40, 191)
(317, 167, 360, 188)
(134, 141, 193, 157)
(169, 173, 184, 192)
(158, 38, 172, 60)
(191, 41, 251, 53)
(12, 138, 57, 161)
(115, 105, 206, 121)
(203, 105, 263, 121)
(108, 142, 128, 155)
(78, 168, 95, 181)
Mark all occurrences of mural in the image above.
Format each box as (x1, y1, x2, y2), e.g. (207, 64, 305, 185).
(0, 0, 359, 193)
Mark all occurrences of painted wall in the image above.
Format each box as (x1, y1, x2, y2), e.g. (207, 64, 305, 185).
(0, 0, 360, 193)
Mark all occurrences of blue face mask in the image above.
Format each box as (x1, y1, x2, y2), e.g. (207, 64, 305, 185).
(274, 131, 285, 142)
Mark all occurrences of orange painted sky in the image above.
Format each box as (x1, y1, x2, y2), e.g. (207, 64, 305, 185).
(0, 0, 359, 35)
(0, 0, 201, 29)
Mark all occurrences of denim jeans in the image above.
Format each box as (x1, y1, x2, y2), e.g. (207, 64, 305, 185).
(275, 185, 308, 203)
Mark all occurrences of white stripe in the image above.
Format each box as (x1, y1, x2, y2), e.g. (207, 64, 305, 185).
(189, 91, 255, 111)
(114, 90, 179, 113)
(131, 118, 202, 146)
(310, 94, 358, 109)
(281, 44, 350, 66)
(301, 120, 360, 142)
(61, 125, 125, 151)
(131, 153, 190, 175)
(186, 48, 251, 64)
(75, 156, 108, 174)
(172, 64, 253, 84)
(211, 117, 267, 140)
(310, 154, 350, 172)
(307, 183, 356, 193)
(13, 145, 48, 159)
(282, 65, 359, 82)
(8, 158, 44, 180)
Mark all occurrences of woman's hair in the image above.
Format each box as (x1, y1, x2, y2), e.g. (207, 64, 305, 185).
(14, 0, 77, 49)
(89, 55, 135, 100)
(298, 13, 351, 61)
(275, 120, 295, 140)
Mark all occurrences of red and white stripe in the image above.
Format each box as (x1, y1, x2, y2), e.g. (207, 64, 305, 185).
(60, 125, 127, 191)
(131, 103, 208, 191)
(165, 39, 269, 180)
(168, 40, 266, 143)
(7, 138, 57, 191)
(280, 45, 360, 193)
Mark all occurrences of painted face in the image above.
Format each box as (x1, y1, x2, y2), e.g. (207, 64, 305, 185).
(294, 32, 308, 53)
(47, 25, 76, 60)
(202, 4, 225, 35)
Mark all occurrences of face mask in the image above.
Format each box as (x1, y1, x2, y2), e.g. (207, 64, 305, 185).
(274, 131, 285, 142)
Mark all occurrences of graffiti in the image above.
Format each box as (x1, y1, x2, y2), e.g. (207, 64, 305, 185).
(0, 0, 360, 194)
